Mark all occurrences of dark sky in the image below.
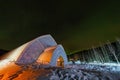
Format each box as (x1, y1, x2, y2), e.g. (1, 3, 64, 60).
(0, 0, 120, 53)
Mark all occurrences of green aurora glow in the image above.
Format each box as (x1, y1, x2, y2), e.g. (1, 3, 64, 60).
(0, 1, 120, 53)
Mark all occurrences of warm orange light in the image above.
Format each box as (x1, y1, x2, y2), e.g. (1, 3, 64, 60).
(0, 59, 10, 70)
(0, 42, 29, 70)
(57, 58, 60, 61)
(0, 62, 21, 79)
(37, 46, 56, 64)
(6, 42, 29, 61)
(57, 56, 64, 67)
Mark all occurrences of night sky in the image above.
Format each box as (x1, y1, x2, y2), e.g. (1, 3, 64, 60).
(0, 0, 120, 53)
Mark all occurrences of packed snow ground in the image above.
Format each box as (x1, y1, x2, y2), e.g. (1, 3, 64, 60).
(0, 61, 120, 80)
(68, 61, 120, 72)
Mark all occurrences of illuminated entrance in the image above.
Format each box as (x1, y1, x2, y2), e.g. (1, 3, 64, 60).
(57, 56, 64, 67)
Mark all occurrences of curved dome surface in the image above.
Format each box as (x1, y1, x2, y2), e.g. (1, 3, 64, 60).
(16, 34, 57, 64)
(2, 34, 68, 66)
(49, 45, 68, 66)
(36, 45, 68, 66)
